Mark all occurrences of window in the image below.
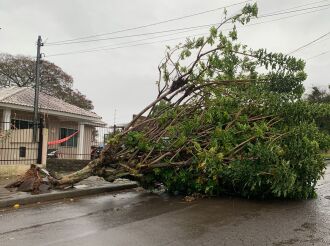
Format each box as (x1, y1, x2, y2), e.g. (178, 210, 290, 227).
(60, 128, 78, 147)
(19, 146, 26, 157)
(11, 119, 34, 129)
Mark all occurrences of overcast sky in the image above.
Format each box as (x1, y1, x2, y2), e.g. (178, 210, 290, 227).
(1, 0, 329, 125)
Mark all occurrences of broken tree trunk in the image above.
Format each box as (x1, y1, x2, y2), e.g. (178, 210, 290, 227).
(5, 164, 50, 193)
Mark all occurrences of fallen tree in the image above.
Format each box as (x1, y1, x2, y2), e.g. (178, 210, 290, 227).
(7, 3, 330, 199)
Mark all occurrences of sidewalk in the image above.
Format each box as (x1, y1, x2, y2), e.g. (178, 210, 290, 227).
(0, 176, 137, 208)
(0, 177, 17, 200)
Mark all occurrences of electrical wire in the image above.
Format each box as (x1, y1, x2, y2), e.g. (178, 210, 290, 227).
(307, 50, 330, 59)
(45, 2, 330, 46)
(46, 0, 250, 45)
(258, 2, 330, 18)
(45, 5, 330, 57)
(46, 23, 218, 46)
(47, 0, 329, 45)
(259, 0, 328, 15)
(287, 31, 330, 55)
(46, 36, 197, 57)
(47, 27, 211, 54)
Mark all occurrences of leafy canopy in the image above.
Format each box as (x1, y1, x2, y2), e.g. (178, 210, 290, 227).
(103, 3, 330, 199)
(0, 53, 94, 110)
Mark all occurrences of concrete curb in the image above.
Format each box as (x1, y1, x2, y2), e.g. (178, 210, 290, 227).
(0, 183, 138, 208)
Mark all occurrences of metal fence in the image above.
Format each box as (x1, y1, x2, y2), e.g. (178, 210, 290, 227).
(0, 121, 42, 165)
(0, 119, 124, 164)
(46, 125, 123, 160)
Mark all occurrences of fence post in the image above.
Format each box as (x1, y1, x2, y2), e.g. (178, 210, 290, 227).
(37, 117, 44, 164)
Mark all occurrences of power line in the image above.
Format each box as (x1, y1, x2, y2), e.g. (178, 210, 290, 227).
(307, 50, 330, 59)
(47, 28, 209, 54)
(242, 6, 330, 28)
(47, 0, 330, 45)
(46, 0, 250, 45)
(45, 2, 330, 46)
(45, 5, 330, 57)
(260, 0, 329, 15)
(46, 9, 330, 57)
(46, 35, 196, 57)
(46, 23, 218, 46)
(259, 2, 330, 18)
(287, 31, 330, 55)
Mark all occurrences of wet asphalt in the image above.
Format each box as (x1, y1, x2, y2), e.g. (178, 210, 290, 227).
(0, 163, 330, 246)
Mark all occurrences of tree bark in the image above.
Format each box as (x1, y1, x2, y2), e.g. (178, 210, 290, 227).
(50, 159, 102, 186)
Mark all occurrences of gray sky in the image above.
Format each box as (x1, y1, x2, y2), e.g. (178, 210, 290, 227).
(1, 0, 329, 124)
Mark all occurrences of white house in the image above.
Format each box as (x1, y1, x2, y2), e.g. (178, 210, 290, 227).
(0, 87, 106, 169)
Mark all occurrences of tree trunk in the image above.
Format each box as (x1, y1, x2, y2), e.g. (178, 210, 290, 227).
(51, 159, 102, 186)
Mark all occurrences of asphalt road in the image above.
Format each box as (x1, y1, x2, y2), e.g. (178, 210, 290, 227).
(1, 166, 330, 246)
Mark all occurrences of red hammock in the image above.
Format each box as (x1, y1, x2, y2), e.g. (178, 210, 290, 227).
(48, 130, 79, 146)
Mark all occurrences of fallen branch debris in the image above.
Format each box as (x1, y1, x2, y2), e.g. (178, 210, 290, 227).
(7, 4, 330, 199)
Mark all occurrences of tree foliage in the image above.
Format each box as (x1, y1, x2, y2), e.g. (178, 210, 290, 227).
(307, 86, 330, 134)
(0, 53, 94, 110)
(11, 3, 330, 199)
(307, 86, 330, 103)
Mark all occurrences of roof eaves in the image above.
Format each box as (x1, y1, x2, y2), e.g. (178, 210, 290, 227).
(0, 102, 103, 122)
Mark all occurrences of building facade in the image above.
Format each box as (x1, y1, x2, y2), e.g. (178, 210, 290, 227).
(0, 87, 106, 168)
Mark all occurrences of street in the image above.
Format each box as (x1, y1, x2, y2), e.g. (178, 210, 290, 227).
(1, 165, 330, 246)
(1, 0, 330, 245)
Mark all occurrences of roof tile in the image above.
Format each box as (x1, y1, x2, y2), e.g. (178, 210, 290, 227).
(0, 87, 102, 120)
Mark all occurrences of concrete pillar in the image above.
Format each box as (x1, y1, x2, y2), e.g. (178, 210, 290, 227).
(77, 123, 85, 160)
(41, 128, 48, 166)
(2, 108, 11, 131)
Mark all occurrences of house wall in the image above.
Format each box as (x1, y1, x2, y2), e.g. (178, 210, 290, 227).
(0, 129, 38, 165)
(0, 127, 48, 177)
(83, 125, 93, 160)
(47, 116, 96, 160)
(47, 119, 78, 159)
(0, 108, 12, 130)
(1, 108, 95, 164)
(1, 109, 38, 166)
(47, 119, 93, 160)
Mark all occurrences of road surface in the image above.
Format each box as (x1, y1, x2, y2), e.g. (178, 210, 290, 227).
(1, 166, 330, 245)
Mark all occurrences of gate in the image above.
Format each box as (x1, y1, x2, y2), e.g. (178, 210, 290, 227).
(0, 119, 43, 165)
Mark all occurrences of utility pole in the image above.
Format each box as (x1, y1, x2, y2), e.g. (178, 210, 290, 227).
(33, 35, 43, 142)
(113, 109, 117, 134)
